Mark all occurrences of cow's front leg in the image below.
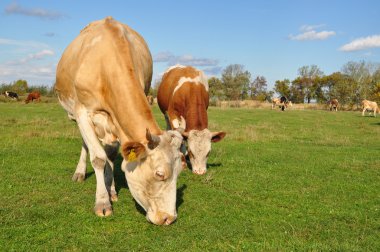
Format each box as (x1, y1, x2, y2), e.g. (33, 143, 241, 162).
(104, 141, 120, 202)
(72, 140, 88, 182)
(76, 107, 112, 217)
(362, 108, 366, 116)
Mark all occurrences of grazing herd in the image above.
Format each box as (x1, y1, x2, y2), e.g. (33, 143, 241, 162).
(2, 90, 41, 103)
(4, 17, 375, 225)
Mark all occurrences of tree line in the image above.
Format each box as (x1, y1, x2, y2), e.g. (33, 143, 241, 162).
(3, 60, 380, 108)
(207, 61, 380, 108)
(0, 79, 55, 96)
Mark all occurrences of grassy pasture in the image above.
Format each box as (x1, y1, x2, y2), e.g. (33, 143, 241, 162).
(0, 102, 379, 251)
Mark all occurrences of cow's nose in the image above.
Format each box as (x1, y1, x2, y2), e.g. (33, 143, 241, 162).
(164, 215, 177, 225)
(193, 169, 206, 175)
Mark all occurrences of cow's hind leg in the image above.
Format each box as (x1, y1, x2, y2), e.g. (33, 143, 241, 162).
(72, 140, 88, 182)
(76, 107, 112, 216)
(104, 141, 120, 202)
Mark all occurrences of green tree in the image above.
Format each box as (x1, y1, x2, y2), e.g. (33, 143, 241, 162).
(342, 61, 371, 106)
(296, 65, 324, 103)
(221, 64, 251, 100)
(208, 77, 224, 100)
(12, 79, 28, 95)
(250, 76, 267, 100)
(274, 79, 291, 98)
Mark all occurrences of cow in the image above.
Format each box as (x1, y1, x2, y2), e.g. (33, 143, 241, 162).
(361, 99, 379, 117)
(55, 17, 185, 225)
(3, 91, 19, 100)
(328, 99, 339, 111)
(272, 96, 291, 111)
(25, 91, 41, 104)
(157, 65, 226, 175)
(146, 95, 154, 105)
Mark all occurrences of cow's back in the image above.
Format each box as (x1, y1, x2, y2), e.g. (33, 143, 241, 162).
(157, 66, 209, 130)
(55, 17, 152, 112)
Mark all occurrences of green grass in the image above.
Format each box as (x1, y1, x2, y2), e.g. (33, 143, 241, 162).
(1, 102, 379, 251)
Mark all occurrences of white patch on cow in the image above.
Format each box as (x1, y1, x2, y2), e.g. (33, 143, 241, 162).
(164, 64, 186, 75)
(172, 118, 179, 129)
(173, 71, 209, 96)
(57, 96, 76, 119)
(90, 35, 102, 47)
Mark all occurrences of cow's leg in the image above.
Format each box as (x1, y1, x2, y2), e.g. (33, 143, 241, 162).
(76, 107, 112, 216)
(72, 140, 88, 182)
(104, 141, 120, 202)
(164, 112, 172, 130)
(362, 108, 366, 116)
(374, 109, 377, 117)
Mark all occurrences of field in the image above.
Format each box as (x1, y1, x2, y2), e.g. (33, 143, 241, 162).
(1, 101, 379, 251)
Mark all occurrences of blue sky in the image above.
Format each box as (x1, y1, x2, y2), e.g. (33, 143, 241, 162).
(0, 0, 379, 89)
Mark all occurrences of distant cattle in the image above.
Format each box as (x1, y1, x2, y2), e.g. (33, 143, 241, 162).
(272, 96, 292, 111)
(3, 91, 19, 100)
(361, 99, 379, 117)
(55, 17, 185, 225)
(157, 65, 226, 175)
(146, 95, 154, 105)
(25, 91, 41, 104)
(328, 99, 339, 111)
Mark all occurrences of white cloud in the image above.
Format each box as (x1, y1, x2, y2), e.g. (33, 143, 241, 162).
(0, 38, 50, 48)
(289, 24, 336, 41)
(339, 35, 380, 52)
(203, 66, 222, 76)
(5, 2, 64, 20)
(300, 24, 325, 32)
(19, 49, 54, 63)
(0, 62, 56, 85)
(153, 51, 219, 67)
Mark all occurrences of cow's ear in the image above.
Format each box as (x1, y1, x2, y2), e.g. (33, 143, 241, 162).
(211, 131, 226, 143)
(121, 142, 147, 162)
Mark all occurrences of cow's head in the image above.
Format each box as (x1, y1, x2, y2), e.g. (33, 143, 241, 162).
(121, 127, 185, 225)
(182, 129, 226, 175)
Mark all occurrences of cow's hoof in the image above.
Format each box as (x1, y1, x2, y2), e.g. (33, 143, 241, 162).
(94, 202, 113, 217)
(72, 173, 85, 182)
(111, 193, 118, 202)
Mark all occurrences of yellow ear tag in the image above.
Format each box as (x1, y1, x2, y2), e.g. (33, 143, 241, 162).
(128, 149, 137, 162)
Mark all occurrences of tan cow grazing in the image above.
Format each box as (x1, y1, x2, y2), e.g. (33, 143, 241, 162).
(361, 99, 379, 117)
(272, 96, 292, 111)
(328, 99, 339, 111)
(157, 65, 226, 175)
(55, 17, 185, 225)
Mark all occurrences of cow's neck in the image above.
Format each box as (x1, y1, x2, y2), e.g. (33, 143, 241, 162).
(104, 79, 162, 144)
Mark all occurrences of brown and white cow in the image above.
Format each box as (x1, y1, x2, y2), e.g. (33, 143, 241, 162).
(361, 99, 379, 117)
(272, 96, 292, 111)
(25, 91, 41, 103)
(55, 17, 185, 225)
(157, 65, 226, 175)
(328, 99, 339, 111)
